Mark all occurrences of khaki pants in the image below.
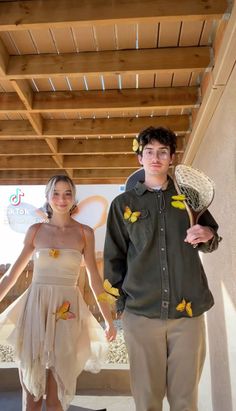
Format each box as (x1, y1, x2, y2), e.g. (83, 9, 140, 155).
(122, 311, 206, 411)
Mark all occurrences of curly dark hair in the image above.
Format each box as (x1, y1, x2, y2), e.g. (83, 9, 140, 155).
(137, 126, 177, 155)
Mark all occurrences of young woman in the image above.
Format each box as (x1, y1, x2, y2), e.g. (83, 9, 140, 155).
(0, 175, 116, 411)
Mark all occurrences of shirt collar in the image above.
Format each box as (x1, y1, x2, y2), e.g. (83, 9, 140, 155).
(134, 176, 174, 196)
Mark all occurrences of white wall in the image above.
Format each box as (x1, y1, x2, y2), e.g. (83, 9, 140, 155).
(194, 63, 236, 411)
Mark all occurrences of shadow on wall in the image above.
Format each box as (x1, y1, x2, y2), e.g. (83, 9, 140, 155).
(203, 249, 235, 411)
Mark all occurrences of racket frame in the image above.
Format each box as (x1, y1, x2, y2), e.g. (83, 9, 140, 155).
(173, 165, 215, 228)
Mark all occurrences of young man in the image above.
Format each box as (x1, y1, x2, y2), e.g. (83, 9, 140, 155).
(104, 127, 221, 411)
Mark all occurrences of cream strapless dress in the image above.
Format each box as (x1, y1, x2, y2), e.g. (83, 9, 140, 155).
(0, 248, 108, 410)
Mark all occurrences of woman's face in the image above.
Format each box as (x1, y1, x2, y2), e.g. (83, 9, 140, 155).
(48, 180, 74, 215)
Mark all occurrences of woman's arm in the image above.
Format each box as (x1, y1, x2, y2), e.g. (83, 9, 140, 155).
(82, 225, 116, 342)
(0, 224, 37, 302)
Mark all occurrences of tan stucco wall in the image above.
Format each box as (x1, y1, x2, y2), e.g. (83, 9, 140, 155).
(193, 64, 236, 411)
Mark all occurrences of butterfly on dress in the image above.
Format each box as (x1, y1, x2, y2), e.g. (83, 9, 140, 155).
(49, 249, 60, 258)
(54, 301, 76, 321)
(124, 206, 141, 223)
(98, 279, 120, 305)
(176, 298, 193, 317)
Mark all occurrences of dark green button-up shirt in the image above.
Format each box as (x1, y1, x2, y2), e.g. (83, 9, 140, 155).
(104, 178, 220, 320)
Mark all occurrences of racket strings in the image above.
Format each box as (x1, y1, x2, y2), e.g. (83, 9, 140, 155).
(175, 165, 215, 212)
(177, 184, 201, 211)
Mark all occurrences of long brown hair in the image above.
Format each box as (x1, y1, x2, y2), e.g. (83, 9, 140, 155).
(45, 175, 77, 218)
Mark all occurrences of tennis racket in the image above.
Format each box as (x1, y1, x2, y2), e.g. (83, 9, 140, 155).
(174, 164, 215, 227)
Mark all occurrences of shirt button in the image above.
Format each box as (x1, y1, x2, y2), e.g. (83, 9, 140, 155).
(162, 301, 169, 308)
(160, 228, 164, 231)
(164, 289, 168, 293)
(161, 248, 165, 251)
(163, 267, 166, 271)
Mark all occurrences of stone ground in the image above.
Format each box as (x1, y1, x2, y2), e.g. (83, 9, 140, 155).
(0, 320, 129, 364)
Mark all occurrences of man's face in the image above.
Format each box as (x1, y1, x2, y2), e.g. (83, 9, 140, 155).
(138, 139, 173, 177)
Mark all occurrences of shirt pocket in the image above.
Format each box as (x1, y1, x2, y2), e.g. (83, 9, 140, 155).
(125, 209, 151, 252)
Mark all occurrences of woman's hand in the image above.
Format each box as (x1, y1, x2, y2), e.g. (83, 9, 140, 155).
(104, 322, 117, 342)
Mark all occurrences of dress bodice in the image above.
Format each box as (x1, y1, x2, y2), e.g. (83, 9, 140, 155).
(32, 248, 82, 286)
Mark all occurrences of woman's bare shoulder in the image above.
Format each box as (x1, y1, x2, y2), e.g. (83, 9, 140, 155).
(77, 223, 94, 237)
(24, 222, 44, 247)
(27, 222, 43, 235)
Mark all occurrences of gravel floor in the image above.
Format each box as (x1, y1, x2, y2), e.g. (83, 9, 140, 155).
(0, 344, 14, 363)
(0, 320, 129, 364)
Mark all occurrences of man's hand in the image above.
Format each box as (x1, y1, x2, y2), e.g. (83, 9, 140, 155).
(184, 224, 214, 245)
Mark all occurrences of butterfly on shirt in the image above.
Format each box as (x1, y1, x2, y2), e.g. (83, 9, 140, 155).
(98, 279, 120, 305)
(124, 206, 141, 223)
(176, 298, 193, 317)
(53, 301, 76, 321)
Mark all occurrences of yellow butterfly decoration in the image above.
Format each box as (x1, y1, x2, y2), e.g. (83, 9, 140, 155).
(171, 194, 186, 210)
(176, 298, 193, 317)
(132, 138, 139, 152)
(124, 206, 141, 223)
(54, 301, 76, 321)
(98, 279, 120, 305)
(132, 138, 142, 153)
(49, 248, 60, 258)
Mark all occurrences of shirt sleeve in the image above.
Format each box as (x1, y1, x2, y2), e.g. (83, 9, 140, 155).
(104, 198, 129, 289)
(197, 209, 222, 253)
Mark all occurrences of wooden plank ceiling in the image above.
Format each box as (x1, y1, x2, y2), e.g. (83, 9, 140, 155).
(0, 0, 229, 184)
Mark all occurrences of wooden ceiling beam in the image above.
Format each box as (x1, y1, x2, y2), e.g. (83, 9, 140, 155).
(0, 166, 176, 185)
(11, 79, 44, 136)
(0, 92, 26, 112)
(0, 38, 9, 76)
(0, 169, 67, 180)
(44, 138, 58, 154)
(32, 87, 199, 112)
(44, 116, 190, 137)
(52, 154, 64, 169)
(0, 0, 227, 31)
(5, 47, 210, 79)
(0, 87, 198, 113)
(183, 5, 236, 165)
(0, 153, 183, 171)
(0, 120, 36, 137)
(0, 115, 189, 138)
(212, 2, 236, 85)
(0, 168, 136, 180)
(11, 80, 33, 110)
(0, 153, 140, 170)
(43, 137, 65, 170)
(0, 139, 51, 155)
(57, 137, 185, 154)
(0, 135, 186, 155)
(64, 154, 139, 169)
(73, 169, 139, 179)
(26, 113, 43, 135)
(0, 155, 58, 170)
(63, 153, 181, 169)
(0, 177, 128, 185)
